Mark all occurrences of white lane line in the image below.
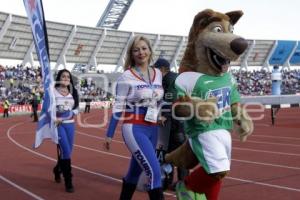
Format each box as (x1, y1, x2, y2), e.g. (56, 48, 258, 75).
(6, 123, 121, 183)
(7, 121, 299, 194)
(233, 147, 300, 156)
(82, 124, 300, 145)
(76, 130, 300, 169)
(76, 130, 124, 144)
(77, 117, 300, 147)
(0, 174, 44, 200)
(76, 138, 300, 171)
(226, 176, 300, 192)
(253, 134, 300, 141)
(232, 138, 300, 147)
(73, 144, 300, 192)
(6, 123, 176, 198)
(85, 130, 300, 148)
(76, 130, 300, 157)
(74, 143, 300, 171)
(232, 159, 300, 170)
(74, 144, 130, 159)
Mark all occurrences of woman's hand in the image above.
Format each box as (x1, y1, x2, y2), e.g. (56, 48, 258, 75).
(103, 137, 112, 150)
(55, 118, 63, 127)
(158, 116, 167, 126)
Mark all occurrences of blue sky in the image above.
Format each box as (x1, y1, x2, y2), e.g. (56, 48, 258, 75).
(1, 0, 300, 40)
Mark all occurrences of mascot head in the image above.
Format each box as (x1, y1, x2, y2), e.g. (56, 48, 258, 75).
(180, 9, 248, 75)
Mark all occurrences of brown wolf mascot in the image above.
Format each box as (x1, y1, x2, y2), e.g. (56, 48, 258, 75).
(165, 9, 254, 200)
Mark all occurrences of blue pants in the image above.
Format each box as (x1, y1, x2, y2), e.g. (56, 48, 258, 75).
(122, 123, 161, 190)
(58, 123, 75, 159)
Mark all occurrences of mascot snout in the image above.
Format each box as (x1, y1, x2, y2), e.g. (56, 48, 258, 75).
(231, 37, 248, 55)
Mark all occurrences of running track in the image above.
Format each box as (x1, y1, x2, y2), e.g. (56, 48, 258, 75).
(1, 107, 300, 200)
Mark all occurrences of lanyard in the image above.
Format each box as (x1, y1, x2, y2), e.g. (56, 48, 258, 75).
(135, 66, 152, 87)
(135, 66, 157, 100)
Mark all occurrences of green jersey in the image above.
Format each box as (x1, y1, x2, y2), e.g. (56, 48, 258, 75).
(175, 71, 240, 138)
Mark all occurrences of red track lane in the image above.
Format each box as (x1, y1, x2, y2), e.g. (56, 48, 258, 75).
(1, 107, 300, 200)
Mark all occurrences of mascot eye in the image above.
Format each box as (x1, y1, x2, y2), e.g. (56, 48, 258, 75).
(212, 26, 223, 33)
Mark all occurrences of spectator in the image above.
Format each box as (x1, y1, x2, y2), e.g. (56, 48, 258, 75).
(31, 93, 39, 122)
(153, 58, 189, 190)
(84, 95, 92, 113)
(2, 98, 10, 118)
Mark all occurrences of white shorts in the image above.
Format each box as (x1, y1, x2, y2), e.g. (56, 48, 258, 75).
(189, 129, 232, 174)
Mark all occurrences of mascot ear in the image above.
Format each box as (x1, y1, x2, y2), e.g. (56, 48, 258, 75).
(225, 10, 243, 25)
(189, 9, 214, 39)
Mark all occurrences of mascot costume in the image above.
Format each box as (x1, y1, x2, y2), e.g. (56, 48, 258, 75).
(164, 9, 254, 200)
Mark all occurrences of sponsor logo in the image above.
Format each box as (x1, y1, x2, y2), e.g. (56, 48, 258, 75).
(134, 150, 152, 186)
(136, 84, 162, 90)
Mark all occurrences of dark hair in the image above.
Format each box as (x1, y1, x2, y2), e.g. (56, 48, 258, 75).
(55, 69, 79, 109)
(153, 58, 170, 69)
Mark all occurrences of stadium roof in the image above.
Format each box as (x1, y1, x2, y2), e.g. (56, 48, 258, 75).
(0, 11, 299, 72)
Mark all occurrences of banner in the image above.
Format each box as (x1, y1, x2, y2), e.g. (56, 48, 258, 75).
(0, 104, 42, 114)
(23, 0, 58, 148)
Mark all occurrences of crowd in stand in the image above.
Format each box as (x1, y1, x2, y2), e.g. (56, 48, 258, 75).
(0, 64, 42, 104)
(1, 64, 300, 107)
(0, 64, 113, 107)
(231, 69, 300, 95)
(78, 77, 112, 102)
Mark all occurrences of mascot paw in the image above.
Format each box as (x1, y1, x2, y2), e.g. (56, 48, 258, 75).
(191, 96, 218, 123)
(234, 110, 254, 142)
(173, 96, 217, 122)
(165, 140, 198, 169)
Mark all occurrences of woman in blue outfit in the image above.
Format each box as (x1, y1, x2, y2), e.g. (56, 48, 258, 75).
(103, 35, 165, 200)
(52, 69, 79, 193)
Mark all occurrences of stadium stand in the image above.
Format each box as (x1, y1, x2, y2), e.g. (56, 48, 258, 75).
(1, 11, 300, 124)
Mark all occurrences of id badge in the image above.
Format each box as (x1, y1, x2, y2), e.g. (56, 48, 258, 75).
(144, 107, 159, 123)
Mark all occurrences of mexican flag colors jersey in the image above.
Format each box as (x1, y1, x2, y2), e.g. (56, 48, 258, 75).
(175, 71, 240, 138)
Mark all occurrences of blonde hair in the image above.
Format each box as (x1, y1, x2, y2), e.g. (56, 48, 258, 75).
(124, 35, 153, 70)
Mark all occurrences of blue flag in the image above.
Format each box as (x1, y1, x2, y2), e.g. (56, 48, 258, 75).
(23, 0, 58, 148)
